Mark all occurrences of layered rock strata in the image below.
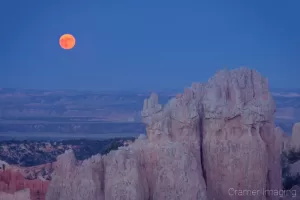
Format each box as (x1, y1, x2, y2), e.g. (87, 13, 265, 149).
(0, 169, 49, 200)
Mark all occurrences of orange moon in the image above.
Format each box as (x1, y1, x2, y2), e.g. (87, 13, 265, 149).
(59, 34, 75, 50)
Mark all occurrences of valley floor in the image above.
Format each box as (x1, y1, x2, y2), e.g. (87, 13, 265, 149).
(0, 132, 140, 141)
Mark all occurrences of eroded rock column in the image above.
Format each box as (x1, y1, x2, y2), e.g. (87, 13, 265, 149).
(201, 68, 280, 200)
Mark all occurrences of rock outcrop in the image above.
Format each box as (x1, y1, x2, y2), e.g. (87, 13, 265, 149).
(287, 123, 300, 151)
(275, 127, 290, 153)
(0, 169, 49, 200)
(0, 161, 10, 171)
(199, 69, 279, 200)
(0, 189, 31, 200)
(45, 150, 105, 200)
(21, 162, 54, 181)
(45, 67, 286, 200)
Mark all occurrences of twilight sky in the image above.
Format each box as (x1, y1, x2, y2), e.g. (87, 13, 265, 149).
(0, 0, 299, 91)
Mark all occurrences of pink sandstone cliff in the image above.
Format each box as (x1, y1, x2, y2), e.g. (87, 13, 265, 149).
(0, 169, 49, 200)
(43, 67, 287, 200)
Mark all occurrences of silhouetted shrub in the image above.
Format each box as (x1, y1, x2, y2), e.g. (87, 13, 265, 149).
(287, 148, 300, 164)
(102, 140, 123, 155)
(282, 150, 300, 189)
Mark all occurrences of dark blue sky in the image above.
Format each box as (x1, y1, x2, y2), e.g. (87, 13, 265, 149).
(0, 0, 299, 90)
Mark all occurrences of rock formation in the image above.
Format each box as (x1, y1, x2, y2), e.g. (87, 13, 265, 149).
(42, 67, 286, 200)
(275, 127, 290, 153)
(0, 169, 49, 200)
(287, 123, 300, 151)
(202, 68, 283, 200)
(0, 189, 31, 200)
(21, 162, 55, 181)
(0, 161, 9, 171)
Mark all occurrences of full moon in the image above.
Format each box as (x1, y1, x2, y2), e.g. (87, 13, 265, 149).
(59, 34, 75, 50)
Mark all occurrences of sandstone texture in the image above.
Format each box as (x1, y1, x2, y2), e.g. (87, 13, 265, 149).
(38, 68, 292, 199)
(0, 189, 31, 200)
(0, 169, 49, 200)
(201, 68, 281, 200)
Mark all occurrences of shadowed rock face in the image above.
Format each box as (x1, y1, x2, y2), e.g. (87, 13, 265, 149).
(44, 67, 284, 200)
